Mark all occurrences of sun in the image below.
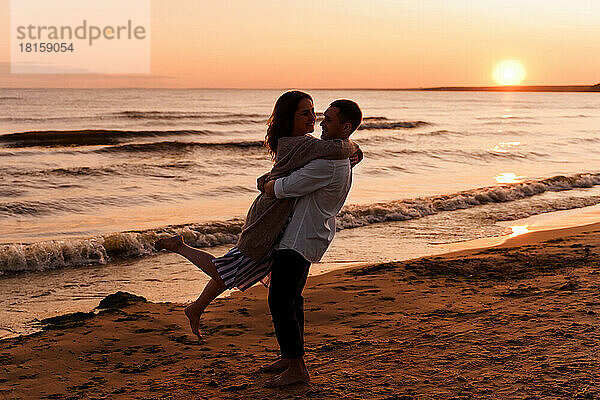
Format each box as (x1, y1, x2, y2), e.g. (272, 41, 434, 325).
(492, 60, 526, 86)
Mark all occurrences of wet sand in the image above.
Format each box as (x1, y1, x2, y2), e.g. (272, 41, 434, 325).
(1, 223, 599, 399)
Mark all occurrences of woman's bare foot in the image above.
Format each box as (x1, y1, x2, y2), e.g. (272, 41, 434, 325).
(154, 235, 184, 252)
(264, 366, 310, 387)
(184, 304, 203, 339)
(259, 358, 289, 373)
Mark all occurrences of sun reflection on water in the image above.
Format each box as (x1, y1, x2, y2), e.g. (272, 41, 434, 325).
(495, 172, 524, 184)
(488, 141, 522, 154)
(509, 225, 529, 237)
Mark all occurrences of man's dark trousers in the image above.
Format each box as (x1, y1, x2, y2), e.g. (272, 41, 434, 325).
(268, 249, 311, 359)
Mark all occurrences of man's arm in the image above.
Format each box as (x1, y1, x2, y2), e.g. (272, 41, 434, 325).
(264, 159, 335, 199)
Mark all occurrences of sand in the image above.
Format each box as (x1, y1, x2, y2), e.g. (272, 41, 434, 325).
(1, 223, 599, 399)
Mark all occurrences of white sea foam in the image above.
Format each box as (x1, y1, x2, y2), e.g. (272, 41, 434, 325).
(336, 173, 600, 229)
(0, 222, 243, 275)
(1, 172, 599, 275)
(0, 239, 107, 274)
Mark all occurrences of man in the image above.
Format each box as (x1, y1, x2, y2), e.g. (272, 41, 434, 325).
(261, 99, 362, 387)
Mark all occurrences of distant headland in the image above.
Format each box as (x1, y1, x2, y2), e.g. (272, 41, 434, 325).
(416, 84, 600, 92)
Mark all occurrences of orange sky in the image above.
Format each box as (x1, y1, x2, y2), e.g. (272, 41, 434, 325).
(1, 0, 599, 88)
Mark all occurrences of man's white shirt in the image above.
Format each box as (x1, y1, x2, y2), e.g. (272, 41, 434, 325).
(273, 158, 352, 263)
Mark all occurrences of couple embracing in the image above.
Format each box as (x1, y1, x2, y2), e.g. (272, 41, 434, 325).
(155, 90, 363, 387)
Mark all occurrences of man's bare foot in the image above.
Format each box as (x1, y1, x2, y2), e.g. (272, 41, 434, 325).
(184, 304, 203, 339)
(154, 235, 184, 252)
(259, 358, 289, 373)
(265, 367, 310, 387)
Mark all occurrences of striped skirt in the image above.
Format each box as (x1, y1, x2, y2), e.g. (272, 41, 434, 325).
(213, 247, 274, 291)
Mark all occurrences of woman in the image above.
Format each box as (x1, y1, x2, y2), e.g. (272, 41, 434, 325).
(155, 91, 361, 338)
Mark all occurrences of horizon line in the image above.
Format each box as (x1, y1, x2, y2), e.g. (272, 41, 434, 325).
(2, 84, 599, 91)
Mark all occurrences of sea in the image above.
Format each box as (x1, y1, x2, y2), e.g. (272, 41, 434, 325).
(1, 88, 599, 338)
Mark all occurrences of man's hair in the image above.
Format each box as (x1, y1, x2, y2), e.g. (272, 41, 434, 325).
(330, 99, 362, 133)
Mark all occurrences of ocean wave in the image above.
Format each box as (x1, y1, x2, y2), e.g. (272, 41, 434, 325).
(358, 121, 429, 130)
(96, 140, 265, 154)
(362, 165, 411, 176)
(1, 172, 599, 275)
(417, 130, 463, 137)
(481, 120, 541, 126)
(467, 195, 600, 223)
(0, 193, 179, 217)
(368, 148, 547, 162)
(0, 188, 28, 197)
(47, 166, 117, 176)
(110, 111, 265, 120)
(0, 201, 52, 216)
(0, 150, 44, 158)
(335, 173, 600, 229)
(567, 137, 600, 144)
(356, 130, 462, 145)
(362, 117, 390, 121)
(476, 116, 536, 120)
(0, 158, 250, 180)
(0, 115, 95, 122)
(208, 119, 266, 125)
(0, 220, 245, 274)
(0, 165, 118, 179)
(0, 239, 109, 274)
(0, 129, 217, 148)
(0, 198, 120, 217)
(353, 130, 462, 145)
(354, 135, 410, 145)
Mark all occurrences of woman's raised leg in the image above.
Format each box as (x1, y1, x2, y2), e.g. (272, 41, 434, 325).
(155, 236, 224, 284)
(155, 236, 228, 337)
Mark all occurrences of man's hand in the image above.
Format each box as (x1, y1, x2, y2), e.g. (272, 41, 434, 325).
(350, 148, 363, 168)
(257, 172, 270, 192)
(264, 179, 276, 197)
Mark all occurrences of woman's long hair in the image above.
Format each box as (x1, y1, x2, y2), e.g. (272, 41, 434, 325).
(265, 90, 312, 159)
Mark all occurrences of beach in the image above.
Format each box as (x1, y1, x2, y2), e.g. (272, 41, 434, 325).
(1, 222, 598, 399)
